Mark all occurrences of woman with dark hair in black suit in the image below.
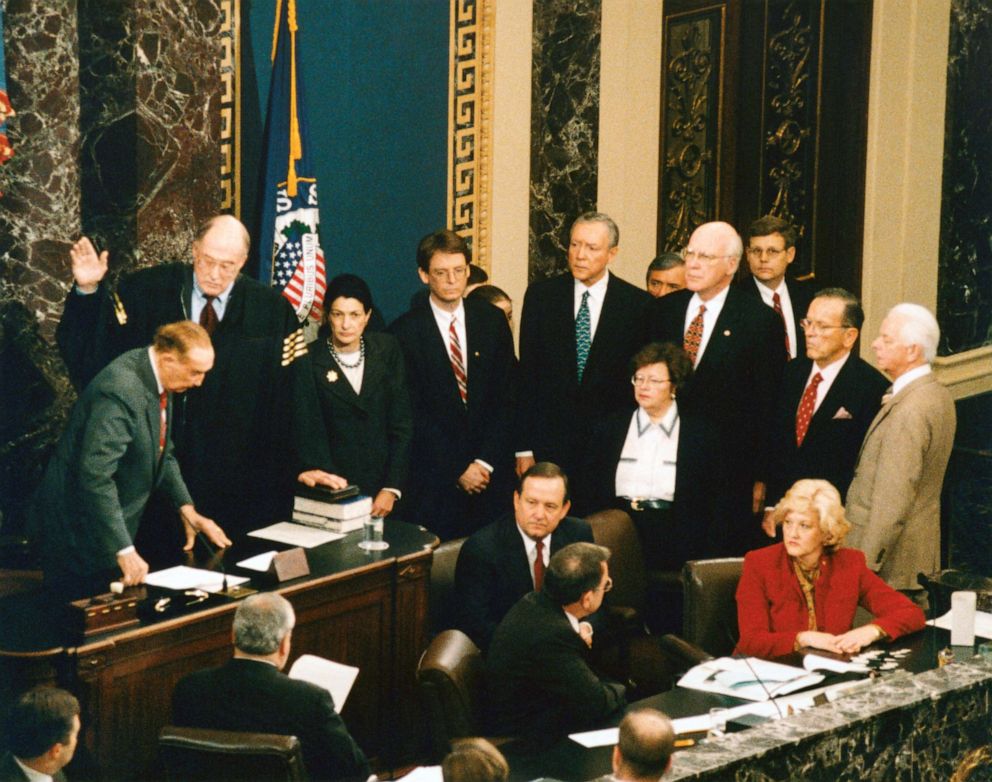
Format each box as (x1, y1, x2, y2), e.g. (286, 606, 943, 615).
(307, 274, 413, 517)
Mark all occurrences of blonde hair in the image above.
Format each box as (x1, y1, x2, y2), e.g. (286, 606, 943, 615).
(771, 479, 851, 551)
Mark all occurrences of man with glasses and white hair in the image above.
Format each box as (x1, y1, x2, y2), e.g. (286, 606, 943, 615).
(486, 542, 626, 742)
(648, 221, 786, 555)
(172, 592, 369, 782)
(845, 303, 956, 607)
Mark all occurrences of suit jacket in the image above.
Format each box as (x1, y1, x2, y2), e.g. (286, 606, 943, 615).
(517, 273, 651, 479)
(576, 406, 729, 560)
(454, 514, 593, 651)
(486, 591, 626, 740)
(55, 264, 331, 533)
(29, 348, 192, 580)
(0, 752, 68, 782)
(739, 276, 816, 360)
(172, 658, 369, 782)
(307, 331, 413, 497)
(845, 373, 956, 590)
(736, 543, 925, 658)
(765, 354, 889, 505)
(388, 296, 516, 539)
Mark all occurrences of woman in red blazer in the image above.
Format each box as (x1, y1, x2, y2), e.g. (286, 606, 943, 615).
(736, 479, 924, 658)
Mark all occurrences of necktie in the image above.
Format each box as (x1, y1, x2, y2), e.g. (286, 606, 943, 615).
(158, 391, 168, 455)
(683, 305, 706, 366)
(200, 295, 218, 335)
(772, 292, 791, 358)
(575, 291, 591, 382)
(795, 372, 823, 446)
(449, 316, 468, 405)
(533, 539, 545, 590)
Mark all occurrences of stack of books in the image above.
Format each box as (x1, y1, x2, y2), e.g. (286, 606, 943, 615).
(292, 484, 372, 533)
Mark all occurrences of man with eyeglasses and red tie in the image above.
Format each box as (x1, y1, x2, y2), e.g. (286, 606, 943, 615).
(761, 289, 889, 538)
(647, 221, 785, 555)
(738, 214, 816, 361)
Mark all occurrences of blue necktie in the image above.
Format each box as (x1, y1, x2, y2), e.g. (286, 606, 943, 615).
(576, 291, 591, 382)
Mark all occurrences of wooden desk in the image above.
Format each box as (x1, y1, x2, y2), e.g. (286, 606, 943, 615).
(0, 520, 437, 781)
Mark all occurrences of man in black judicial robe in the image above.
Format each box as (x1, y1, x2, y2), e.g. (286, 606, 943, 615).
(56, 215, 334, 543)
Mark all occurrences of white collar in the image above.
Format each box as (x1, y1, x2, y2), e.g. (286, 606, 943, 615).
(688, 283, 731, 312)
(892, 363, 932, 396)
(148, 348, 164, 395)
(428, 296, 465, 323)
(573, 271, 610, 300)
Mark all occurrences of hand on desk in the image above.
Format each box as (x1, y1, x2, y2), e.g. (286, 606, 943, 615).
(797, 625, 882, 655)
(117, 549, 149, 587)
(298, 469, 349, 490)
(180, 505, 232, 552)
(458, 463, 490, 494)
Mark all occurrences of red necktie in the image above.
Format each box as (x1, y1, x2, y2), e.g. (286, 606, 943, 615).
(158, 391, 168, 455)
(683, 305, 706, 366)
(772, 292, 790, 358)
(795, 373, 823, 446)
(533, 539, 545, 590)
(449, 316, 468, 405)
(200, 296, 218, 335)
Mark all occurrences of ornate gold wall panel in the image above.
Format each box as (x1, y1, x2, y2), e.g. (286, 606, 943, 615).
(220, 0, 240, 216)
(447, 0, 495, 272)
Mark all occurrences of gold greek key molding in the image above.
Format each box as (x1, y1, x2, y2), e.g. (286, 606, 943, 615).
(219, 0, 241, 217)
(447, 0, 494, 272)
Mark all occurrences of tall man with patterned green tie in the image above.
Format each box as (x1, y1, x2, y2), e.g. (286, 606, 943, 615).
(517, 213, 652, 483)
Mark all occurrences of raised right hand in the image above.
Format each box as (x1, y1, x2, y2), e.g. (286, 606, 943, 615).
(70, 236, 109, 293)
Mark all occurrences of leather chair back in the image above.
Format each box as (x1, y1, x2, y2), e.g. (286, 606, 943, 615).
(682, 558, 744, 657)
(416, 629, 484, 761)
(429, 537, 466, 634)
(586, 509, 646, 616)
(158, 726, 307, 781)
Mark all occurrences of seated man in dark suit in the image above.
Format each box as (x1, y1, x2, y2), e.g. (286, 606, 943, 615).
(486, 542, 627, 743)
(454, 462, 593, 651)
(1, 687, 80, 782)
(172, 593, 369, 782)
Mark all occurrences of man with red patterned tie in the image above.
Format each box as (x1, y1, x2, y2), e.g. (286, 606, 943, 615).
(30, 322, 231, 599)
(761, 289, 888, 537)
(739, 215, 816, 362)
(388, 229, 516, 540)
(453, 462, 593, 651)
(648, 221, 785, 555)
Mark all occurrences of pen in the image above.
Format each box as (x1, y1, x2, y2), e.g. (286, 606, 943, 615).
(674, 738, 696, 748)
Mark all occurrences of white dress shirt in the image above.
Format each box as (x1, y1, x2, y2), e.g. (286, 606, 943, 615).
(614, 404, 679, 501)
(191, 278, 235, 322)
(804, 351, 851, 414)
(754, 278, 798, 359)
(428, 298, 468, 371)
(683, 286, 731, 363)
(892, 363, 932, 397)
(573, 272, 610, 342)
(12, 756, 53, 782)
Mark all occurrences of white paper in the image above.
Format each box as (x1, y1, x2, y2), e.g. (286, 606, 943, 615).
(678, 657, 824, 701)
(248, 522, 344, 548)
(670, 714, 713, 735)
(236, 551, 278, 571)
(144, 565, 249, 593)
(569, 727, 618, 748)
(928, 609, 992, 640)
(289, 654, 359, 710)
(803, 653, 869, 674)
(396, 766, 443, 782)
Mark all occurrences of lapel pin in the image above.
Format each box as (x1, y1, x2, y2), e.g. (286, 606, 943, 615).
(326, 370, 338, 383)
(474, 351, 480, 358)
(723, 329, 731, 336)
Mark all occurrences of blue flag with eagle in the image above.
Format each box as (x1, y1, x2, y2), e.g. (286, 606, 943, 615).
(256, 0, 325, 322)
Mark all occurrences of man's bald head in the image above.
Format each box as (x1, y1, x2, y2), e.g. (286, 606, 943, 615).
(191, 214, 251, 297)
(613, 709, 675, 781)
(682, 221, 742, 301)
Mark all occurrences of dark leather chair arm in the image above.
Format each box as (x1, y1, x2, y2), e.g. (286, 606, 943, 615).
(658, 633, 713, 671)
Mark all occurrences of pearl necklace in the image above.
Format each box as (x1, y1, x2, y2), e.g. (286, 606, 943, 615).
(328, 336, 365, 369)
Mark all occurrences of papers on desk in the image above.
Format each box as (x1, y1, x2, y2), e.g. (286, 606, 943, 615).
(928, 609, 992, 640)
(144, 565, 249, 593)
(569, 727, 619, 748)
(803, 653, 870, 674)
(288, 654, 359, 710)
(236, 551, 278, 571)
(396, 766, 442, 782)
(678, 656, 825, 701)
(248, 521, 344, 548)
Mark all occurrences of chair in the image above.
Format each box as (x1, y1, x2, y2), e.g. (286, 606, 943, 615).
(416, 629, 492, 761)
(158, 726, 308, 781)
(429, 536, 466, 634)
(659, 557, 744, 670)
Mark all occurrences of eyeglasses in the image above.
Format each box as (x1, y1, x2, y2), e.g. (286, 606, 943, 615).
(800, 319, 850, 334)
(631, 375, 671, 387)
(746, 247, 787, 259)
(681, 249, 733, 265)
(429, 266, 469, 281)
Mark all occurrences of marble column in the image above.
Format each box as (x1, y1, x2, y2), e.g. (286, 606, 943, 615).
(528, 0, 601, 280)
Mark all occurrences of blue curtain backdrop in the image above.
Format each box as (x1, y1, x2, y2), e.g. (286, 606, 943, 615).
(242, 0, 449, 325)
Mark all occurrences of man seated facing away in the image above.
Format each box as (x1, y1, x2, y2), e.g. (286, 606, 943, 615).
(485, 542, 626, 743)
(454, 462, 593, 651)
(1, 687, 80, 782)
(172, 593, 369, 782)
(598, 709, 675, 782)
(442, 738, 509, 782)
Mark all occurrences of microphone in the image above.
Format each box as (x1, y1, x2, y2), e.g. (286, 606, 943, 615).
(725, 626, 785, 719)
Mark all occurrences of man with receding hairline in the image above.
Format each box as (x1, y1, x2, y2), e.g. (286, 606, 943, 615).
(596, 709, 675, 782)
(56, 214, 336, 541)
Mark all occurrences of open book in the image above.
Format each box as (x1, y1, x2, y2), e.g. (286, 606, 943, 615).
(678, 656, 824, 701)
